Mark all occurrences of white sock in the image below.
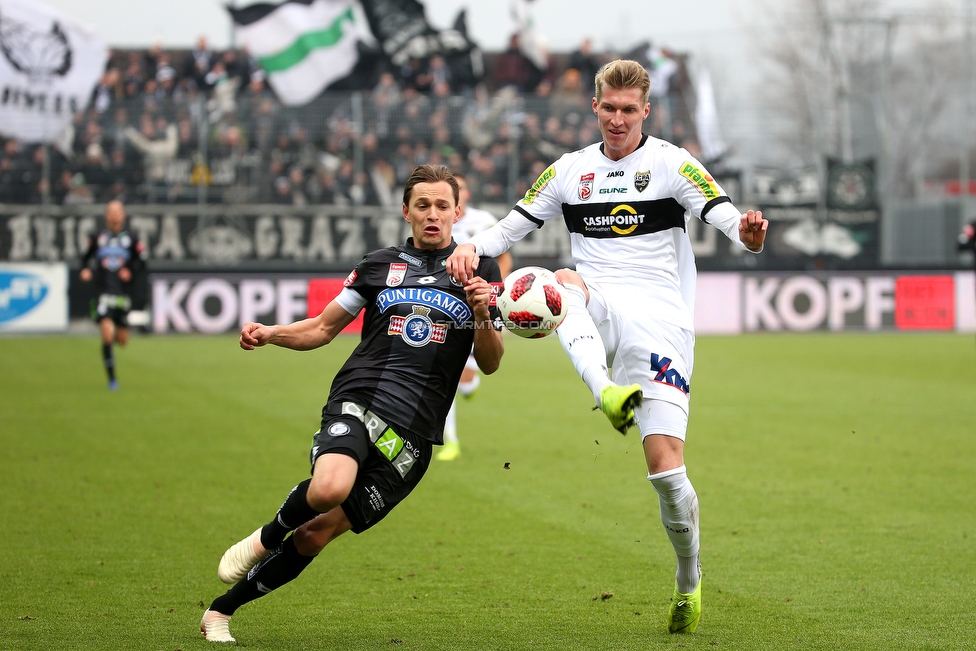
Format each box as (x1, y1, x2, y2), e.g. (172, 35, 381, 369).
(458, 375, 480, 397)
(443, 399, 458, 444)
(648, 465, 701, 594)
(555, 283, 611, 405)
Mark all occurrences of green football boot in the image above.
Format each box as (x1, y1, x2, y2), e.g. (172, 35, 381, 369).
(598, 383, 643, 434)
(667, 578, 702, 634)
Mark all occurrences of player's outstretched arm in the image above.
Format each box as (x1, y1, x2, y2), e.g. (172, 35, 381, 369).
(738, 210, 768, 252)
(446, 243, 480, 284)
(240, 301, 357, 352)
(466, 276, 504, 375)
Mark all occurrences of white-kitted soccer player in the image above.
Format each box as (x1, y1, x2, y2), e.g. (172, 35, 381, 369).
(447, 59, 767, 634)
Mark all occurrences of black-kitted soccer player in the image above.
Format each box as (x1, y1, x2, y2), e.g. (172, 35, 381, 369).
(200, 164, 505, 643)
(79, 200, 146, 390)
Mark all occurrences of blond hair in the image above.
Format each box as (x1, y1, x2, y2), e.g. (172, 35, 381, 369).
(594, 59, 650, 105)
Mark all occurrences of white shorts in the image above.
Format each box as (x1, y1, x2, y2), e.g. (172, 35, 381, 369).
(585, 280, 695, 440)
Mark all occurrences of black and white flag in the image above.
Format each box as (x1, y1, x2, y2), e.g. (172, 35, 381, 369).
(0, 0, 107, 142)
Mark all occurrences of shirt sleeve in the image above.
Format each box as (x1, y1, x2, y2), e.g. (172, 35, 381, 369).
(667, 151, 755, 253)
(334, 287, 366, 315)
(468, 161, 565, 257)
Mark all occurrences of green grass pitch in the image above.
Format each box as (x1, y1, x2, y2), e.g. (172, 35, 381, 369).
(1, 331, 974, 650)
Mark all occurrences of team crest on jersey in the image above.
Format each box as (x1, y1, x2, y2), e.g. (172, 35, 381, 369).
(578, 173, 595, 201)
(386, 263, 408, 286)
(389, 305, 448, 347)
(634, 170, 650, 193)
(343, 269, 357, 287)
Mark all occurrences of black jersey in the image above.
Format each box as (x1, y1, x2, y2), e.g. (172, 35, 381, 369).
(327, 238, 502, 443)
(80, 228, 145, 295)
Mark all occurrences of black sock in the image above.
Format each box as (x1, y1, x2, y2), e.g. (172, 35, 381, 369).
(102, 344, 115, 381)
(209, 536, 315, 616)
(260, 479, 321, 550)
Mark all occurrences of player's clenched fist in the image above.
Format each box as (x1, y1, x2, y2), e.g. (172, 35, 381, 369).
(240, 322, 273, 350)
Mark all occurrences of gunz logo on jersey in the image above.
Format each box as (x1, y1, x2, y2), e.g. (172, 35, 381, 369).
(578, 173, 594, 201)
(650, 353, 690, 395)
(522, 164, 555, 205)
(634, 170, 650, 193)
(376, 287, 473, 326)
(388, 305, 448, 347)
(582, 204, 645, 235)
(679, 162, 720, 200)
(386, 263, 407, 286)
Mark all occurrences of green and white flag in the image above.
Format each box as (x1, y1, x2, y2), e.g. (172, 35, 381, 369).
(229, 0, 359, 106)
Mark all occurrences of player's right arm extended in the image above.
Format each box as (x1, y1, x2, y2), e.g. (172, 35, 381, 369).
(241, 290, 363, 351)
(468, 211, 538, 258)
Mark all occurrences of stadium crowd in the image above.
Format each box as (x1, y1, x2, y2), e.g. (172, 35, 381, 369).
(0, 37, 701, 208)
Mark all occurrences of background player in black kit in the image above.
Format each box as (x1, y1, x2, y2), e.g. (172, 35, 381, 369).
(200, 164, 505, 643)
(79, 200, 146, 390)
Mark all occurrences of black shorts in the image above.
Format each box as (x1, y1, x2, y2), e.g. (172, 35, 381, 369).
(91, 294, 131, 327)
(310, 401, 431, 534)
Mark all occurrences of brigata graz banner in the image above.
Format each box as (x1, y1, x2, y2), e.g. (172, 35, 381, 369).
(0, 204, 414, 271)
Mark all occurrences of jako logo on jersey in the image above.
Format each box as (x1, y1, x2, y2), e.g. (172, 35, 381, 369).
(386, 263, 407, 286)
(679, 162, 720, 200)
(634, 170, 650, 192)
(578, 173, 595, 201)
(607, 170, 624, 177)
(0, 271, 48, 323)
(522, 164, 555, 205)
(599, 187, 627, 195)
(376, 287, 472, 326)
(343, 269, 357, 287)
(650, 353, 690, 395)
(388, 305, 448, 347)
(582, 204, 645, 235)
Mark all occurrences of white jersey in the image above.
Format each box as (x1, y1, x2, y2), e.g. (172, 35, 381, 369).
(453, 206, 499, 244)
(468, 134, 751, 331)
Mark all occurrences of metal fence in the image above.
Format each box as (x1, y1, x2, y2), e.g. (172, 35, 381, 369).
(1, 88, 972, 272)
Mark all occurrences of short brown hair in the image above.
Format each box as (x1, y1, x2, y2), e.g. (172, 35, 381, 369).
(594, 59, 650, 106)
(402, 164, 459, 207)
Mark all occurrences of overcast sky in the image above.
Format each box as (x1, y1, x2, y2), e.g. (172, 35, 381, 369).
(39, 0, 762, 60)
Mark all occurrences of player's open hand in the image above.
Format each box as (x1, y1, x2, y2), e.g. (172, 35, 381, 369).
(240, 322, 273, 350)
(446, 243, 480, 284)
(739, 210, 767, 252)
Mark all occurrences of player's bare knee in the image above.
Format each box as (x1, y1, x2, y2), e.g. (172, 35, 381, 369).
(306, 477, 352, 512)
(554, 268, 585, 289)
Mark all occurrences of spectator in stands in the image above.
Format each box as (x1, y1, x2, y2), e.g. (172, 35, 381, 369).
(567, 38, 601, 88)
(550, 67, 588, 123)
(125, 115, 178, 202)
(91, 68, 123, 114)
(63, 173, 95, 205)
(493, 33, 539, 92)
(185, 36, 215, 88)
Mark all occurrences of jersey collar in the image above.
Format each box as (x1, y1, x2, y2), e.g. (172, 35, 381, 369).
(599, 133, 649, 161)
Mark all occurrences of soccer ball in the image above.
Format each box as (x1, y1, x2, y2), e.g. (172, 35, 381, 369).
(497, 266, 567, 338)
